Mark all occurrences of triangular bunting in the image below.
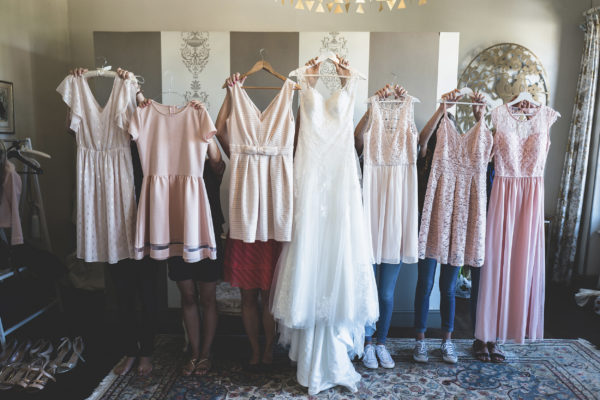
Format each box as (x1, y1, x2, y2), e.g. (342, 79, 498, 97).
(316, 1, 326, 12)
(295, 0, 305, 9)
(397, 0, 406, 8)
(327, 2, 334, 11)
(387, 0, 396, 10)
(356, 3, 365, 13)
(305, 0, 315, 10)
(418, 0, 427, 5)
(334, 3, 343, 13)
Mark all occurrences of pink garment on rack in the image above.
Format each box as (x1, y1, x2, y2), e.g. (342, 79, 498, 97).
(0, 161, 23, 245)
(475, 104, 559, 344)
(129, 101, 217, 263)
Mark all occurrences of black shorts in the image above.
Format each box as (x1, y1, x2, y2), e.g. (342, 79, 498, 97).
(167, 256, 222, 283)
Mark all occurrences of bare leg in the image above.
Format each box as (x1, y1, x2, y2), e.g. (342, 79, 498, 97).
(241, 289, 261, 365)
(178, 280, 201, 359)
(260, 289, 276, 364)
(196, 281, 217, 375)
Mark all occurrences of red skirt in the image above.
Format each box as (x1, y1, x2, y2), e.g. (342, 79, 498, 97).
(224, 238, 283, 291)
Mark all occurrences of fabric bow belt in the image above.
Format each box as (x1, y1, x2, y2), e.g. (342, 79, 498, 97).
(231, 144, 292, 157)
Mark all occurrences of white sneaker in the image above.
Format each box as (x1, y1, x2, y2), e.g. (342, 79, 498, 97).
(441, 340, 458, 364)
(362, 344, 378, 369)
(375, 344, 395, 368)
(413, 340, 429, 363)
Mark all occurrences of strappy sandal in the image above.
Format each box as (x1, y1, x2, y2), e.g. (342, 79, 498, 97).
(182, 358, 200, 376)
(487, 342, 506, 363)
(17, 358, 46, 389)
(26, 359, 56, 393)
(473, 339, 490, 362)
(56, 336, 85, 374)
(193, 358, 211, 376)
(0, 363, 25, 390)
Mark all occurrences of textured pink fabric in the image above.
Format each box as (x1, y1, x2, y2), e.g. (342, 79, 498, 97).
(226, 80, 295, 242)
(0, 161, 23, 245)
(475, 105, 559, 343)
(129, 101, 217, 262)
(418, 110, 493, 267)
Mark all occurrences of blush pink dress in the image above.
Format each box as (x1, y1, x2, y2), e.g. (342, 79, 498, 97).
(362, 96, 419, 265)
(418, 107, 493, 267)
(475, 104, 559, 344)
(129, 101, 218, 263)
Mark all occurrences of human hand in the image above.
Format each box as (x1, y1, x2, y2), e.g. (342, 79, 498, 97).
(335, 55, 350, 87)
(69, 67, 88, 77)
(305, 57, 320, 88)
(225, 72, 246, 88)
(441, 89, 462, 109)
(471, 91, 486, 121)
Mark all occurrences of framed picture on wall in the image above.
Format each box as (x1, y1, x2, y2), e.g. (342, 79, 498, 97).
(0, 81, 15, 134)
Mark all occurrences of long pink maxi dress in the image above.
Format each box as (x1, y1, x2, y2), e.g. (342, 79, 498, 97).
(475, 104, 559, 344)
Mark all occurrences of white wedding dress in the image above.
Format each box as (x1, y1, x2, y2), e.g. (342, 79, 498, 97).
(270, 64, 379, 395)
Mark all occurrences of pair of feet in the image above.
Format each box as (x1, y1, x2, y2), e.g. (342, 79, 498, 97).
(473, 339, 506, 362)
(413, 340, 458, 364)
(113, 356, 152, 376)
(182, 357, 211, 376)
(362, 344, 395, 369)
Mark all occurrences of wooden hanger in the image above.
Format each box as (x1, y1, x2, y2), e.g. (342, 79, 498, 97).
(222, 49, 301, 90)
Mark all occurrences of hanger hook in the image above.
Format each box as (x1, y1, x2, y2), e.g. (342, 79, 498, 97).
(259, 48, 266, 62)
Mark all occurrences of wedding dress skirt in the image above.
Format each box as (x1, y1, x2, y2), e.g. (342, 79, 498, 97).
(271, 67, 379, 395)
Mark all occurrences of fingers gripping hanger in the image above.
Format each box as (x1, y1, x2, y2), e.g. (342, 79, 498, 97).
(222, 49, 301, 90)
(436, 87, 490, 106)
(289, 51, 367, 80)
(371, 73, 421, 104)
(506, 91, 544, 117)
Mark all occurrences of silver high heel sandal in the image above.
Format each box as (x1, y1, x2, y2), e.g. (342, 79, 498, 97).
(25, 359, 56, 393)
(17, 358, 46, 389)
(56, 336, 85, 374)
(29, 339, 53, 360)
(0, 362, 28, 390)
(0, 338, 18, 366)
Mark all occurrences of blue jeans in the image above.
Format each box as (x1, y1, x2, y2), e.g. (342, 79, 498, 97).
(365, 263, 402, 344)
(414, 258, 460, 333)
(470, 266, 481, 333)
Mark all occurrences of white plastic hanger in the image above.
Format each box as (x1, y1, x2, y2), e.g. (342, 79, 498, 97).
(506, 91, 541, 107)
(82, 57, 144, 85)
(289, 51, 367, 80)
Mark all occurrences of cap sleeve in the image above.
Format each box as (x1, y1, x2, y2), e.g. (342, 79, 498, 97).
(490, 105, 502, 129)
(129, 108, 143, 142)
(114, 78, 138, 131)
(198, 107, 217, 142)
(56, 76, 84, 132)
(545, 106, 560, 129)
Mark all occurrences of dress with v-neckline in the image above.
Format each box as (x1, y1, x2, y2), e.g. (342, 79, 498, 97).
(225, 77, 295, 243)
(56, 74, 138, 264)
(418, 111, 493, 267)
(270, 64, 378, 396)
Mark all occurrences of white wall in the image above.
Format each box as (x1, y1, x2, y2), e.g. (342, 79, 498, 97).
(65, 0, 591, 215)
(0, 0, 73, 257)
(1, 0, 594, 260)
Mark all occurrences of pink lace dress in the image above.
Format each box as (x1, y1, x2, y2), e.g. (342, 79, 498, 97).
(418, 108, 493, 267)
(475, 104, 559, 344)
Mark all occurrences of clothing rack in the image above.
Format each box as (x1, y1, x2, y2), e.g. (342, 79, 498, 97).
(0, 138, 61, 345)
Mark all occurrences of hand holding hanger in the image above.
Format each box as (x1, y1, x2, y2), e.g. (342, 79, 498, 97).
(440, 89, 463, 108)
(471, 91, 487, 121)
(224, 73, 247, 89)
(375, 84, 407, 100)
(304, 57, 321, 88)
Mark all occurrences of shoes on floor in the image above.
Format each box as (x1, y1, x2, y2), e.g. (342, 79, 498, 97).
(362, 344, 378, 369)
(375, 345, 395, 369)
(441, 340, 458, 364)
(413, 340, 429, 363)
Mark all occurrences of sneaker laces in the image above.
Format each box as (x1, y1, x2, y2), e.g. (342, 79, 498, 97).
(364, 344, 376, 359)
(415, 341, 427, 355)
(376, 345, 393, 364)
(441, 341, 456, 356)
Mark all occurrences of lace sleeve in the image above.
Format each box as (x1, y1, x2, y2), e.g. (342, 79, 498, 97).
(114, 78, 138, 131)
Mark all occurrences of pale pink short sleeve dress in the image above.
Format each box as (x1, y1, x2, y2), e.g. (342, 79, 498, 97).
(129, 101, 218, 263)
(475, 104, 559, 344)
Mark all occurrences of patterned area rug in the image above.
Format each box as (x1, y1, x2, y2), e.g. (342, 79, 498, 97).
(86, 335, 600, 399)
